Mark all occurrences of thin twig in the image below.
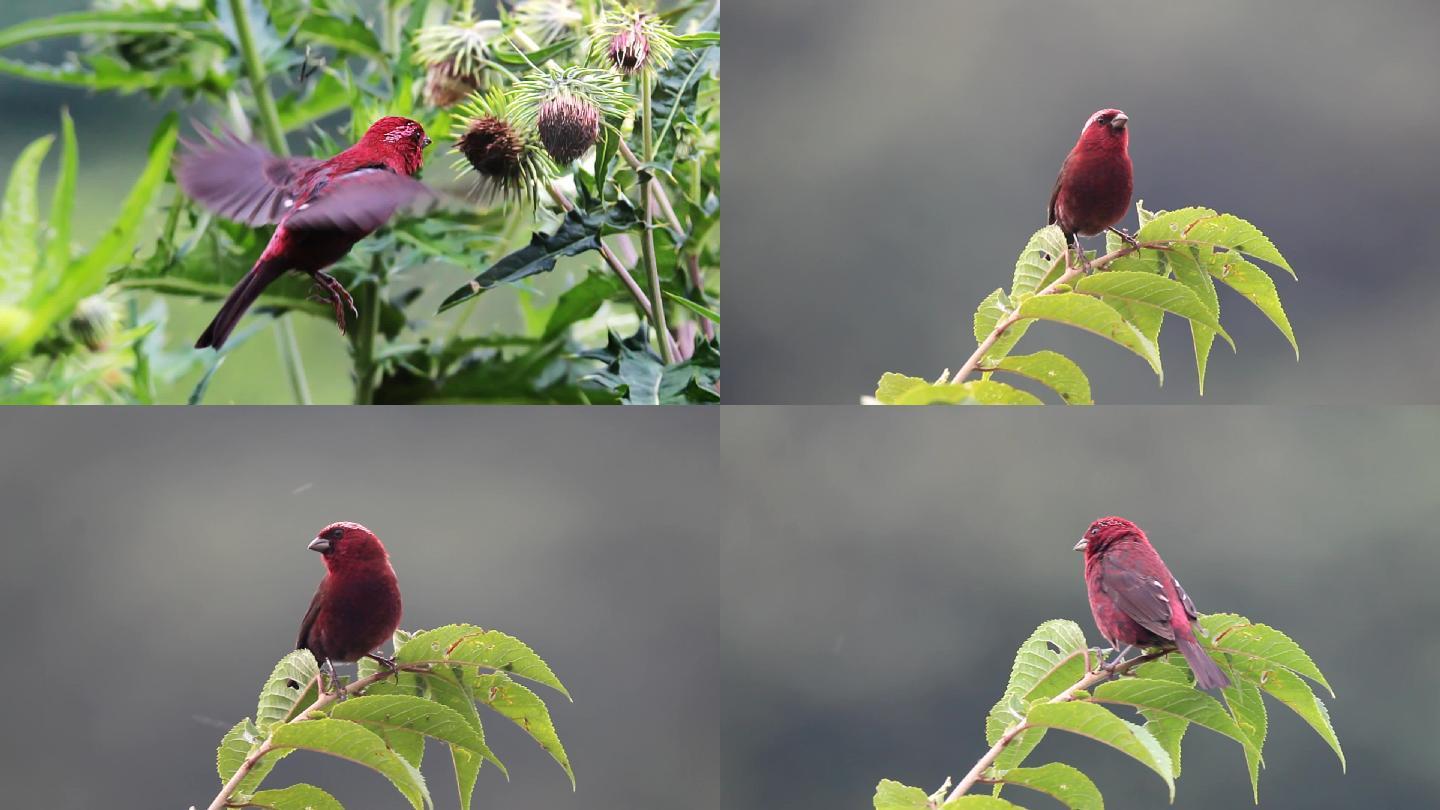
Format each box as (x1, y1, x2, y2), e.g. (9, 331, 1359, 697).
(948, 241, 1175, 386)
(943, 650, 1165, 802)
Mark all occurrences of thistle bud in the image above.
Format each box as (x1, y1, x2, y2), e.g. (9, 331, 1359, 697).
(424, 58, 483, 108)
(591, 9, 676, 77)
(67, 296, 116, 352)
(607, 18, 651, 75)
(537, 94, 601, 165)
(413, 17, 502, 108)
(514, 0, 583, 45)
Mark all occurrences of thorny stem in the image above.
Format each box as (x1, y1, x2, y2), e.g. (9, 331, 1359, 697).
(943, 650, 1165, 803)
(545, 182, 682, 359)
(225, 0, 310, 404)
(205, 663, 432, 810)
(947, 241, 1175, 387)
(639, 70, 674, 363)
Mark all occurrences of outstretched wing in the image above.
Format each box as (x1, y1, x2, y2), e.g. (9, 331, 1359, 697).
(1098, 553, 1177, 642)
(176, 123, 322, 226)
(283, 167, 438, 234)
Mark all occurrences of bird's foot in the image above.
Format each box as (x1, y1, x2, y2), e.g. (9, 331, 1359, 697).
(312, 272, 358, 335)
(367, 652, 400, 683)
(1100, 645, 1135, 674)
(321, 659, 349, 700)
(1108, 226, 1141, 252)
(1069, 238, 1095, 275)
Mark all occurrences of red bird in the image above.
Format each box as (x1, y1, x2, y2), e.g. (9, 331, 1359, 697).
(176, 117, 434, 349)
(296, 521, 403, 694)
(1075, 517, 1229, 689)
(1048, 108, 1135, 268)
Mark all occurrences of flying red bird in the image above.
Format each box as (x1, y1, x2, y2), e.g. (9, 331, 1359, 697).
(1048, 108, 1135, 268)
(175, 117, 434, 349)
(1075, 516, 1229, 689)
(295, 521, 403, 695)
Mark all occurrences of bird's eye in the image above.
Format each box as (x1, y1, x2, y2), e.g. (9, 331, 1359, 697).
(1089, 527, 1099, 537)
(323, 526, 344, 541)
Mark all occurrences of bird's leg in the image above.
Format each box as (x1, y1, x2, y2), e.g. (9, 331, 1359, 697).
(1108, 226, 1141, 252)
(1101, 645, 1136, 674)
(367, 651, 400, 683)
(321, 658, 348, 700)
(311, 271, 358, 334)
(1071, 234, 1094, 275)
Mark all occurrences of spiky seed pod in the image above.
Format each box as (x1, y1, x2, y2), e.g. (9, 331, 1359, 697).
(514, 0, 583, 45)
(537, 94, 601, 165)
(451, 89, 555, 204)
(425, 58, 482, 108)
(67, 295, 117, 352)
(590, 8, 676, 77)
(412, 15, 502, 107)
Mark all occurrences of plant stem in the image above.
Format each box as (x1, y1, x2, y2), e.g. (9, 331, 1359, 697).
(353, 256, 383, 404)
(638, 70, 673, 363)
(226, 0, 311, 403)
(943, 650, 1164, 802)
(947, 241, 1169, 386)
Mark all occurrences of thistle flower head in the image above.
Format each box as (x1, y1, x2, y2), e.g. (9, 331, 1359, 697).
(513, 0, 583, 45)
(451, 88, 556, 204)
(412, 11, 503, 105)
(590, 6, 676, 76)
(513, 65, 630, 136)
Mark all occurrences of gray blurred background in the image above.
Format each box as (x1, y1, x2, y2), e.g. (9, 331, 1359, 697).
(727, 0, 1440, 403)
(0, 409, 718, 810)
(722, 407, 1439, 808)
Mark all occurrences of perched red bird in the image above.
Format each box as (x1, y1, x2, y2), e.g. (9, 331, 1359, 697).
(176, 117, 434, 349)
(1075, 516, 1229, 689)
(1048, 108, 1135, 267)
(295, 521, 403, 693)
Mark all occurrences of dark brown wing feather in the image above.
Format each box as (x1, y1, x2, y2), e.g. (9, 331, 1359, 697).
(1099, 554, 1176, 642)
(175, 124, 321, 226)
(296, 580, 325, 653)
(1047, 155, 1070, 228)
(283, 167, 437, 234)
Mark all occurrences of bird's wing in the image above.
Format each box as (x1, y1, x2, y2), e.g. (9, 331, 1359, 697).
(296, 580, 325, 651)
(283, 166, 438, 234)
(1172, 578, 1200, 622)
(1099, 553, 1177, 641)
(175, 124, 322, 226)
(1047, 156, 1069, 227)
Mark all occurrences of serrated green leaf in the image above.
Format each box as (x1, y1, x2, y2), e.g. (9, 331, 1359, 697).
(1135, 207, 1218, 243)
(1221, 677, 1268, 801)
(1077, 271, 1233, 348)
(217, 717, 292, 796)
(256, 650, 320, 732)
(983, 351, 1092, 405)
(0, 134, 51, 291)
(1142, 711, 1189, 780)
(986, 620, 1088, 775)
(242, 783, 344, 810)
(474, 672, 574, 788)
(270, 719, 431, 810)
(874, 373, 929, 405)
(419, 668, 505, 810)
(1092, 678, 1255, 755)
(892, 379, 1044, 406)
(1246, 665, 1344, 770)
(941, 797, 1026, 808)
(873, 779, 930, 810)
(1183, 214, 1294, 278)
(398, 624, 569, 698)
(1016, 294, 1162, 380)
(973, 288, 1033, 365)
(1167, 249, 1220, 394)
(994, 762, 1103, 810)
(1207, 621, 1333, 696)
(1012, 225, 1068, 297)
(1026, 702, 1174, 799)
(329, 693, 498, 774)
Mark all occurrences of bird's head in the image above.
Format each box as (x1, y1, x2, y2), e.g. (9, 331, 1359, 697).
(1078, 108, 1129, 150)
(360, 116, 432, 176)
(1074, 515, 1145, 555)
(309, 521, 390, 569)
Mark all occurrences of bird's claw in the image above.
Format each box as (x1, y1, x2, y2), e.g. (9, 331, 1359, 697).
(312, 272, 357, 336)
(1109, 226, 1141, 251)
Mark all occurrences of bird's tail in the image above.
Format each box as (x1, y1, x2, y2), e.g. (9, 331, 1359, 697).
(1175, 630, 1229, 690)
(195, 257, 287, 349)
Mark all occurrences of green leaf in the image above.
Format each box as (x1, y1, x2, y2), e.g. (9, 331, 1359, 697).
(41, 109, 79, 292)
(650, 21, 719, 151)
(1026, 702, 1175, 799)
(673, 32, 721, 48)
(874, 372, 929, 405)
(993, 762, 1103, 810)
(873, 779, 930, 810)
(475, 672, 575, 787)
(1183, 213, 1295, 278)
(973, 288, 1032, 365)
(1016, 293, 1162, 380)
(890, 379, 1044, 406)
(1204, 618, 1333, 696)
(983, 351, 1092, 405)
(398, 625, 570, 698)
(255, 650, 320, 732)
(1076, 271, 1233, 348)
(218, 717, 292, 796)
(1135, 207, 1218, 244)
(418, 667, 505, 810)
(0, 134, 51, 291)
(582, 328, 720, 404)
(1221, 678, 1268, 801)
(329, 694, 498, 771)
(985, 621, 1088, 775)
(438, 206, 638, 312)
(242, 783, 344, 810)
(1246, 665, 1344, 770)
(269, 718, 431, 810)
(664, 290, 721, 323)
(1091, 678, 1255, 753)
(1011, 225, 1068, 297)
(296, 14, 384, 62)
(1167, 249, 1220, 394)
(941, 797, 1026, 809)
(0, 9, 222, 50)
(543, 272, 621, 338)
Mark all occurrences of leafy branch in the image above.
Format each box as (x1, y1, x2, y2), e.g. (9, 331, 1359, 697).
(875, 614, 1342, 810)
(872, 203, 1297, 405)
(209, 624, 571, 810)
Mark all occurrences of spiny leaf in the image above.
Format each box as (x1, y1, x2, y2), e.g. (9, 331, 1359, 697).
(1012, 225, 1067, 297)
(992, 762, 1103, 810)
(1076, 271, 1233, 348)
(0, 134, 51, 292)
(241, 783, 344, 810)
(1016, 293, 1162, 381)
(1026, 702, 1175, 800)
(269, 718, 431, 809)
(982, 351, 1092, 405)
(474, 672, 574, 788)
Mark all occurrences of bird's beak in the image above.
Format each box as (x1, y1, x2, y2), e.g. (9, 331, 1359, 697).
(1111, 113, 1129, 130)
(308, 536, 331, 553)
(1073, 538, 1088, 551)
(422, 137, 433, 148)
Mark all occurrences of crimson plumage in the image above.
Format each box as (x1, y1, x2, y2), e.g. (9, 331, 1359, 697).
(1076, 516, 1229, 690)
(1048, 109, 1134, 247)
(296, 521, 403, 677)
(175, 117, 434, 349)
